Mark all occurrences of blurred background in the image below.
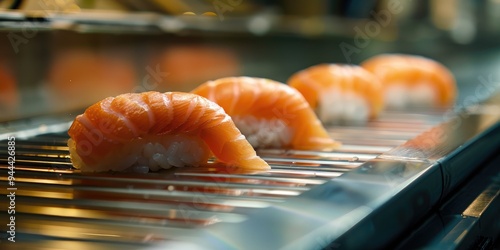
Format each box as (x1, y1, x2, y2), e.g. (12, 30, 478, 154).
(0, 0, 500, 121)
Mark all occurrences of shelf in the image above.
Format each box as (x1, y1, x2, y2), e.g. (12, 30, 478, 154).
(0, 9, 398, 38)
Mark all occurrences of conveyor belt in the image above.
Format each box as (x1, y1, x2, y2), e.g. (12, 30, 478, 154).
(0, 109, 498, 249)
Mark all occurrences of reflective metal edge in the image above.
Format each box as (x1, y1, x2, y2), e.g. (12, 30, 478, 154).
(394, 149, 500, 249)
(434, 176, 500, 250)
(149, 103, 500, 250)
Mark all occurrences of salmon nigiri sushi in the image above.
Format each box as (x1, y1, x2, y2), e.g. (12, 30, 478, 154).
(67, 91, 270, 172)
(191, 77, 340, 150)
(287, 64, 384, 125)
(361, 54, 456, 109)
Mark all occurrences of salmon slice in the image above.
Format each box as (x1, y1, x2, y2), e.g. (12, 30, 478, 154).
(191, 77, 341, 150)
(287, 64, 384, 125)
(67, 91, 270, 172)
(361, 54, 456, 109)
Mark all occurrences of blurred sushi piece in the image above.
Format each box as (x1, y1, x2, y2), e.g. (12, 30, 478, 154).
(148, 45, 240, 92)
(361, 54, 456, 110)
(192, 77, 340, 150)
(0, 62, 19, 114)
(287, 64, 384, 125)
(47, 49, 137, 109)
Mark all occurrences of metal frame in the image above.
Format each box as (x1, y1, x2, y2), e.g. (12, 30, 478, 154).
(180, 101, 500, 249)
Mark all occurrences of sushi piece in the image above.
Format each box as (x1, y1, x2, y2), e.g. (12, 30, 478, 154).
(287, 64, 384, 125)
(67, 91, 270, 172)
(148, 45, 240, 92)
(361, 54, 456, 109)
(47, 49, 137, 110)
(0, 62, 19, 114)
(191, 77, 340, 150)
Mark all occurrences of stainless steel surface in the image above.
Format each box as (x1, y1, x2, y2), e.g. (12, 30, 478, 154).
(0, 110, 449, 249)
(172, 102, 500, 249)
(396, 148, 500, 250)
